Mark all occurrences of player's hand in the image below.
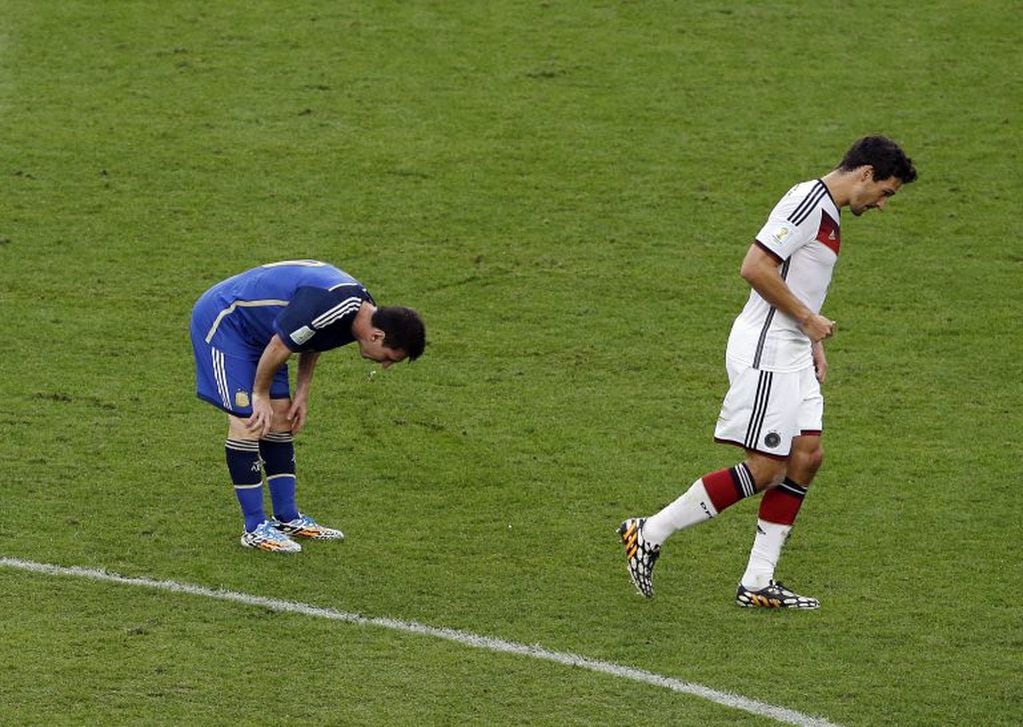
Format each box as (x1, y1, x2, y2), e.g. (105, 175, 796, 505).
(812, 341, 828, 384)
(799, 313, 836, 343)
(245, 394, 274, 438)
(287, 398, 309, 435)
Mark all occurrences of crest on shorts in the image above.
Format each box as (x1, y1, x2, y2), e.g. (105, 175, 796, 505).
(764, 431, 781, 449)
(235, 390, 251, 408)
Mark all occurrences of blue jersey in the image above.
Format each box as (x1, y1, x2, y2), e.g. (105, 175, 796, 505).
(192, 260, 374, 354)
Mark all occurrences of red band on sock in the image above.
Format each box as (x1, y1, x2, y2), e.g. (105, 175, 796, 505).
(703, 468, 742, 512)
(758, 484, 806, 525)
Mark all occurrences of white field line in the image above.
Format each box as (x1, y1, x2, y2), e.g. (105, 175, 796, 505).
(1, 557, 839, 727)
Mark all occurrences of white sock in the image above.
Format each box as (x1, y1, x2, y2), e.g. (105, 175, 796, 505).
(740, 519, 792, 590)
(643, 479, 719, 545)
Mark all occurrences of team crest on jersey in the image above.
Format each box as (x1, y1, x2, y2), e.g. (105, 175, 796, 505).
(235, 390, 251, 408)
(764, 431, 782, 449)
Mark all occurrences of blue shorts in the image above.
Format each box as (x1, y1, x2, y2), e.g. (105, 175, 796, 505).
(190, 294, 291, 417)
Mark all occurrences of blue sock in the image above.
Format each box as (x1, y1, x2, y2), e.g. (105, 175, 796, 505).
(226, 439, 265, 532)
(260, 432, 299, 522)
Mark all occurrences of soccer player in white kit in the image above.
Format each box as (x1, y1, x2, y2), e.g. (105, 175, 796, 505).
(619, 136, 917, 608)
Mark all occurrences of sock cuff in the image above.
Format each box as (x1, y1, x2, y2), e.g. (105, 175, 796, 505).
(729, 463, 756, 499)
(225, 440, 262, 486)
(261, 432, 294, 444)
(259, 433, 296, 477)
(703, 464, 756, 513)
(758, 479, 809, 525)
(777, 477, 808, 499)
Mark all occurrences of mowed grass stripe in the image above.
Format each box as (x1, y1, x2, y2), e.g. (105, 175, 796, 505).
(1, 557, 839, 727)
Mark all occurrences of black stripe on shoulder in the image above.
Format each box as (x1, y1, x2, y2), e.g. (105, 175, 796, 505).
(787, 181, 827, 227)
(818, 178, 838, 208)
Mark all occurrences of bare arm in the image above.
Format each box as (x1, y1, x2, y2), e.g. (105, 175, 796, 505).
(246, 334, 294, 437)
(811, 340, 828, 384)
(739, 244, 835, 343)
(287, 351, 321, 434)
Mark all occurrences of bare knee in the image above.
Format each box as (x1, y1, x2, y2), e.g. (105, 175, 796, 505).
(744, 454, 788, 492)
(227, 415, 256, 441)
(226, 399, 293, 441)
(788, 438, 824, 484)
(269, 398, 294, 434)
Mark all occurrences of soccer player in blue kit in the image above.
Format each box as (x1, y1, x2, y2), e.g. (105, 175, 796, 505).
(190, 260, 426, 553)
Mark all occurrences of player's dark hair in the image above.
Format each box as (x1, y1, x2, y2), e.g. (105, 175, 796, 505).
(838, 136, 917, 184)
(372, 306, 426, 361)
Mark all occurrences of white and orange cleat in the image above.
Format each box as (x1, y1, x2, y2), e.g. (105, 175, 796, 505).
(241, 520, 302, 553)
(272, 513, 344, 541)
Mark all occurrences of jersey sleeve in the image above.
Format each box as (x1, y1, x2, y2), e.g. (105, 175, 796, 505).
(754, 184, 822, 262)
(754, 215, 817, 262)
(273, 286, 365, 351)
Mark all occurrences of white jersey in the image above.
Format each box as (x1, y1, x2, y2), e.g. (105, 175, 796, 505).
(726, 179, 841, 372)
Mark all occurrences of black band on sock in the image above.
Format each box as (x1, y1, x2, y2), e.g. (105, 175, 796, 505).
(259, 436, 295, 477)
(262, 431, 294, 444)
(225, 439, 262, 485)
(777, 477, 808, 499)
(730, 463, 756, 499)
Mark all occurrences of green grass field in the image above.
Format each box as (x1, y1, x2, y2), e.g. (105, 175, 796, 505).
(2, 1, 1021, 725)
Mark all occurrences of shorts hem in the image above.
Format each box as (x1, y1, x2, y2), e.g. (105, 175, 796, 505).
(197, 393, 249, 418)
(714, 436, 790, 461)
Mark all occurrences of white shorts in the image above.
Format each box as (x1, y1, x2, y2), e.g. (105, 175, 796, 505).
(713, 360, 823, 458)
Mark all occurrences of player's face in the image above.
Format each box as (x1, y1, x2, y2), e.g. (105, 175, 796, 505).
(359, 335, 407, 369)
(850, 174, 902, 216)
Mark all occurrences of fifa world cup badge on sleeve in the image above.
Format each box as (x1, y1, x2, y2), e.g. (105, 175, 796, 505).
(772, 225, 792, 245)
(235, 390, 251, 408)
(290, 326, 315, 345)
